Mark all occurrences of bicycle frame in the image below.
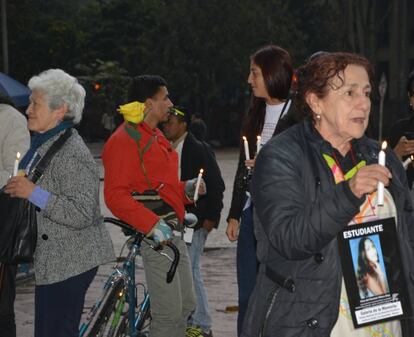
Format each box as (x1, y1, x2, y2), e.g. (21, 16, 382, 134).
(124, 236, 150, 337)
(79, 233, 150, 337)
(79, 217, 179, 337)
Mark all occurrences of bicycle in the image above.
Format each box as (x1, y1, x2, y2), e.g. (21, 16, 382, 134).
(79, 217, 180, 337)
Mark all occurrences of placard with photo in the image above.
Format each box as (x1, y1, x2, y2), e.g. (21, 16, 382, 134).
(337, 217, 411, 328)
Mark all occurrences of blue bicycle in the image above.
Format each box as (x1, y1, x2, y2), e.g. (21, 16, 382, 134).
(79, 217, 180, 337)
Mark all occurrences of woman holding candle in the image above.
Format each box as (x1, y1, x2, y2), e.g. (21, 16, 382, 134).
(226, 44, 299, 335)
(243, 52, 414, 337)
(4, 69, 114, 337)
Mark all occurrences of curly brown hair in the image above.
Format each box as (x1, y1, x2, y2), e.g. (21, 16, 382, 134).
(295, 52, 374, 120)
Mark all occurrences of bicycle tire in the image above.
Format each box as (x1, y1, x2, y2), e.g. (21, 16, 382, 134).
(114, 304, 151, 337)
(86, 278, 126, 337)
(114, 315, 128, 337)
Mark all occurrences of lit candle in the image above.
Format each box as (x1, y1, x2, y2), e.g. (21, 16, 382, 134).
(13, 152, 21, 176)
(243, 136, 250, 160)
(403, 155, 414, 170)
(194, 168, 204, 202)
(377, 141, 387, 206)
(256, 136, 262, 155)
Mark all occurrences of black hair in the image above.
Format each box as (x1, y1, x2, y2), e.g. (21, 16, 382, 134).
(242, 45, 293, 151)
(129, 75, 167, 102)
(189, 119, 207, 142)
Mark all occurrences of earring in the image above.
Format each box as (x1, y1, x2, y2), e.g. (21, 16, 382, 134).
(315, 113, 321, 120)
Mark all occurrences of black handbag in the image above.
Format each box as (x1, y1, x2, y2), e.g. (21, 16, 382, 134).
(0, 129, 72, 264)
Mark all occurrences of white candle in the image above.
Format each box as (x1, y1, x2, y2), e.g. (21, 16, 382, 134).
(194, 169, 204, 202)
(256, 136, 262, 155)
(377, 141, 387, 206)
(243, 136, 250, 160)
(13, 152, 21, 176)
(403, 155, 414, 170)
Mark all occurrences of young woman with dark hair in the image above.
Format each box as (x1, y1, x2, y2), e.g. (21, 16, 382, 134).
(225, 44, 298, 336)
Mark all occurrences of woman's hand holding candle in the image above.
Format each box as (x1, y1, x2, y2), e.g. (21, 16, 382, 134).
(348, 164, 392, 199)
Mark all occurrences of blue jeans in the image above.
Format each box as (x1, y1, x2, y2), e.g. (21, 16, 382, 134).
(237, 205, 258, 337)
(187, 228, 212, 332)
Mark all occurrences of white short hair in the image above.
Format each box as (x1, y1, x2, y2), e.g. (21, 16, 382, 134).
(28, 69, 86, 124)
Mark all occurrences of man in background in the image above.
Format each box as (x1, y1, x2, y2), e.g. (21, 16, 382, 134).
(164, 106, 225, 337)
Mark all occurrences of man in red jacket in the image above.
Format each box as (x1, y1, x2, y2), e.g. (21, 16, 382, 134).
(102, 75, 199, 337)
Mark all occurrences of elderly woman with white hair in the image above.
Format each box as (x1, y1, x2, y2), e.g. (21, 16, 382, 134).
(5, 69, 114, 337)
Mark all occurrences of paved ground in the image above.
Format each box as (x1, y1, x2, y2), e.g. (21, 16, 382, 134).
(15, 144, 240, 337)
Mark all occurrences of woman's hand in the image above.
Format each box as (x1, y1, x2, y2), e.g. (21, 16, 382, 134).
(348, 164, 392, 199)
(4, 176, 36, 199)
(245, 159, 255, 169)
(226, 218, 240, 242)
(393, 136, 414, 160)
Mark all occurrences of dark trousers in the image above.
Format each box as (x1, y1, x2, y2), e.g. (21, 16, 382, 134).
(236, 205, 259, 337)
(0, 264, 17, 337)
(35, 267, 97, 337)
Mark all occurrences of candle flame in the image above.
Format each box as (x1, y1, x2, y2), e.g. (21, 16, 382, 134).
(199, 169, 204, 174)
(16, 152, 21, 159)
(242, 136, 247, 141)
(381, 141, 387, 150)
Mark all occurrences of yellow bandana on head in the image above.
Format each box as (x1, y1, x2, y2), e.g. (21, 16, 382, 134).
(118, 101, 146, 123)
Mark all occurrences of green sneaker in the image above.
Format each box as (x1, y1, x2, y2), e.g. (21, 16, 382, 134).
(186, 326, 203, 337)
(186, 326, 213, 337)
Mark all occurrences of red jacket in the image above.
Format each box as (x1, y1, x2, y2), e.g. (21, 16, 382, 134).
(102, 122, 190, 234)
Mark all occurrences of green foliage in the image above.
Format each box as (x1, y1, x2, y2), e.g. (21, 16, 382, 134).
(1, 0, 344, 143)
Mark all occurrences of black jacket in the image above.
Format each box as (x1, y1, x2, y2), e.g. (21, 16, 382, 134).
(242, 119, 414, 337)
(180, 132, 225, 229)
(227, 104, 299, 221)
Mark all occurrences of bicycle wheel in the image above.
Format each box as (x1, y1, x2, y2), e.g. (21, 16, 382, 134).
(114, 304, 151, 337)
(114, 315, 128, 337)
(86, 278, 126, 337)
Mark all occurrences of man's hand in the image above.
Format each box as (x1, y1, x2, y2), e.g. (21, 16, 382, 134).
(393, 136, 414, 160)
(226, 218, 240, 242)
(348, 164, 392, 199)
(185, 177, 207, 199)
(4, 176, 35, 199)
(149, 219, 172, 244)
(202, 219, 216, 233)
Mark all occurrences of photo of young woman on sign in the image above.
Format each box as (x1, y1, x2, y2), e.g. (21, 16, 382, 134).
(350, 235, 390, 299)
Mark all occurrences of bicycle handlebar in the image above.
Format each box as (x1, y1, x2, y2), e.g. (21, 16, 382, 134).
(165, 241, 180, 283)
(103, 217, 180, 283)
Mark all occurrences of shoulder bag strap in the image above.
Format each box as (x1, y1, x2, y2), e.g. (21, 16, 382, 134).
(31, 128, 73, 183)
(125, 122, 154, 189)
